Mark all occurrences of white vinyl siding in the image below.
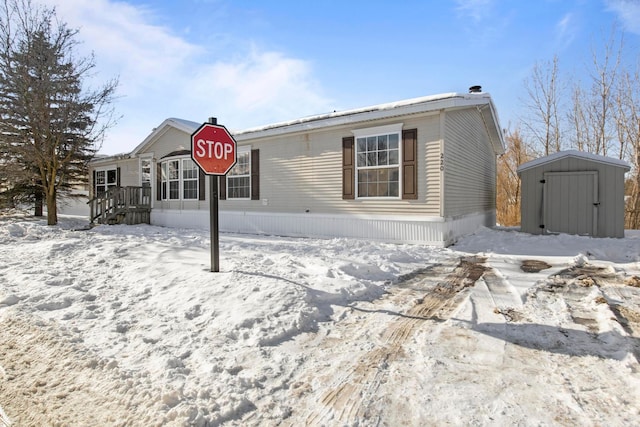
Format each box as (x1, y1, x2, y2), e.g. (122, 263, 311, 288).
(443, 108, 497, 217)
(232, 114, 442, 216)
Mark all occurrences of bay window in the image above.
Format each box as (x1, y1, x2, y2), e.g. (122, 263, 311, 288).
(161, 157, 199, 200)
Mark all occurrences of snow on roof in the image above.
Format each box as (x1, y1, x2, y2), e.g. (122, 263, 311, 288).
(129, 117, 201, 156)
(116, 91, 504, 159)
(517, 150, 631, 174)
(232, 92, 494, 138)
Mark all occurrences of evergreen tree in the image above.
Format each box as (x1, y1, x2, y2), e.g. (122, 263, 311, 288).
(0, 0, 117, 224)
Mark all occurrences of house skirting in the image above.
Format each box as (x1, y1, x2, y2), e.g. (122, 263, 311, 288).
(150, 210, 495, 247)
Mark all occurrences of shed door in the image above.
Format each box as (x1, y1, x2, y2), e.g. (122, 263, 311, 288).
(543, 171, 598, 236)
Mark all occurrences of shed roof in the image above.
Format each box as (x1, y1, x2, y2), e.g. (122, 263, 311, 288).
(517, 150, 630, 174)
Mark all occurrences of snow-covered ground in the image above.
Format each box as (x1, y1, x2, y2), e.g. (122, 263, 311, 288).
(1, 212, 639, 426)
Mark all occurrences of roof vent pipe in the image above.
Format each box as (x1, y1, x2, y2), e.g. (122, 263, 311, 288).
(469, 85, 482, 93)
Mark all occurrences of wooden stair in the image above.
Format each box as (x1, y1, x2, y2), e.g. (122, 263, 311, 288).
(88, 186, 152, 225)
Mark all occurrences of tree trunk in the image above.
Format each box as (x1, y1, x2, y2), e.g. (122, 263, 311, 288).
(46, 187, 57, 225)
(34, 181, 43, 216)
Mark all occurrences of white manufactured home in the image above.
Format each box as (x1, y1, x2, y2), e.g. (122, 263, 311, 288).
(88, 91, 505, 246)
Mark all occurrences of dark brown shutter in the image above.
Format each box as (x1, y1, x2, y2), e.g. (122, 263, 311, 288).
(402, 129, 417, 200)
(219, 175, 226, 200)
(92, 170, 96, 196)
(198, 169, 205, 200)
(251, 149, 260, 200)
(156, 162, 162, 201)
(116, 167, 121, 187)
(342, 136, 355, 199)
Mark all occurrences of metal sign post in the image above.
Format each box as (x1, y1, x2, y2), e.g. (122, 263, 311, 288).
(210, 174, 219, 272)
(190, 117, 237, 273)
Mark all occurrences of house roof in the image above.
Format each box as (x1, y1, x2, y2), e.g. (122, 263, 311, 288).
(130, 118, 201, 156)
(232, 92, 505, 154)
(517, 150, 631, 174)
(111, 92, 505, 159)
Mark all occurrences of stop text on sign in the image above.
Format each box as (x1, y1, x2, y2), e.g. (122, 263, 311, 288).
(191, 123, 237, 175)
(194, 139, 234, 160)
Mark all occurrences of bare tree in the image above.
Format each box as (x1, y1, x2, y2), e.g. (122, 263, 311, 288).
(0, 0, 117, 224)
(567, 83, 591, 152)
(522, 55, 563, 156)
(577, 26, 623, 157)
(496, 128, 533, 226)
(614, 66, 640, 228)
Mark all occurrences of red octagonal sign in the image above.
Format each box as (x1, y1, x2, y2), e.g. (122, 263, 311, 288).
(191, 123, 237, 175)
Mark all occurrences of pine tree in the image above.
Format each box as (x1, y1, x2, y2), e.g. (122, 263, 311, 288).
(0, 0, 117, 224)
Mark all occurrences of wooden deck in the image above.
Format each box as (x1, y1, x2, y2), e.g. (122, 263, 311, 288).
(88, 186, 151, 225)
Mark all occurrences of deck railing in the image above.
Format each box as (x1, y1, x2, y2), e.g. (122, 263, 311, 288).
(88, 186, 151, 225)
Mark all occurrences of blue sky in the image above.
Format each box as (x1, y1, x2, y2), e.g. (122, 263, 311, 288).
(40, 0, 640, 155)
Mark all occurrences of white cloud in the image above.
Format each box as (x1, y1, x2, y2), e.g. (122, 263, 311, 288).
(188, 48, 331, 127)
(36, 0, 332, 154)
(454, 0, 494, 22)
(605, 0, 640, 34)
(555, 12, 578, 49)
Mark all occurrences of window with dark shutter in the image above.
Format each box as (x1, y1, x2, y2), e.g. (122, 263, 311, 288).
(342, 136, 355, 199)
(251, 149, 260, 200)
(402, 128, 418, 199)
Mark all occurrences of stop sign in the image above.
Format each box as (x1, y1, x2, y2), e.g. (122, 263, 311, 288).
(191, 123, 237, 175)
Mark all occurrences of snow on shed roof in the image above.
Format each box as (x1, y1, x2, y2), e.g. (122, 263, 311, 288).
(517, 150, 631, 174)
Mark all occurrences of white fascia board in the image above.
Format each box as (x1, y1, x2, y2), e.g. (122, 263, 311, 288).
(232, 93, 494, 141)
(130, 118, 200, 157)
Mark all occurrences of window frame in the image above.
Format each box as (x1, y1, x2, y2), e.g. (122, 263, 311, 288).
(160, 156, 200, 201)
(94, 167, 118, 197)
(352, 123, 404, 199)
(226, 147, 252, 200)
(139, 156, 152, 188)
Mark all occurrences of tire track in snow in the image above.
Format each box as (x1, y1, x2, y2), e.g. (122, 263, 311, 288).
(302, 256, 488, 425)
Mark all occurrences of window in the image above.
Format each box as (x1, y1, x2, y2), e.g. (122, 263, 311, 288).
(227, 150, 251, 199)
(94, 168, 118, 196)
(161, 157, 199, 200)
(343, 125, 417, 201)
(356, 132, 400, 198)
(182, 159, 198, 200)
(140, 158, 151, 188)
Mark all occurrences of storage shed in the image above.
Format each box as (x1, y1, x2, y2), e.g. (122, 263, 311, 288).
(517, 150, 630, 238)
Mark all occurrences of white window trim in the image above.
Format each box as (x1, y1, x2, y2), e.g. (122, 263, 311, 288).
(226, 146, 252, 200)
(352, 123, 403, 138)
(139, 154, 154, 187)
(352, 123, 404, 200)
(181, 158, 199, 200)
(93, 167, 118, 196)
(160, 155, 199, 201)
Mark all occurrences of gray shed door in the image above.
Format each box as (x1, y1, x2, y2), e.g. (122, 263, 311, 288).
(543, 171, 598, 236)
